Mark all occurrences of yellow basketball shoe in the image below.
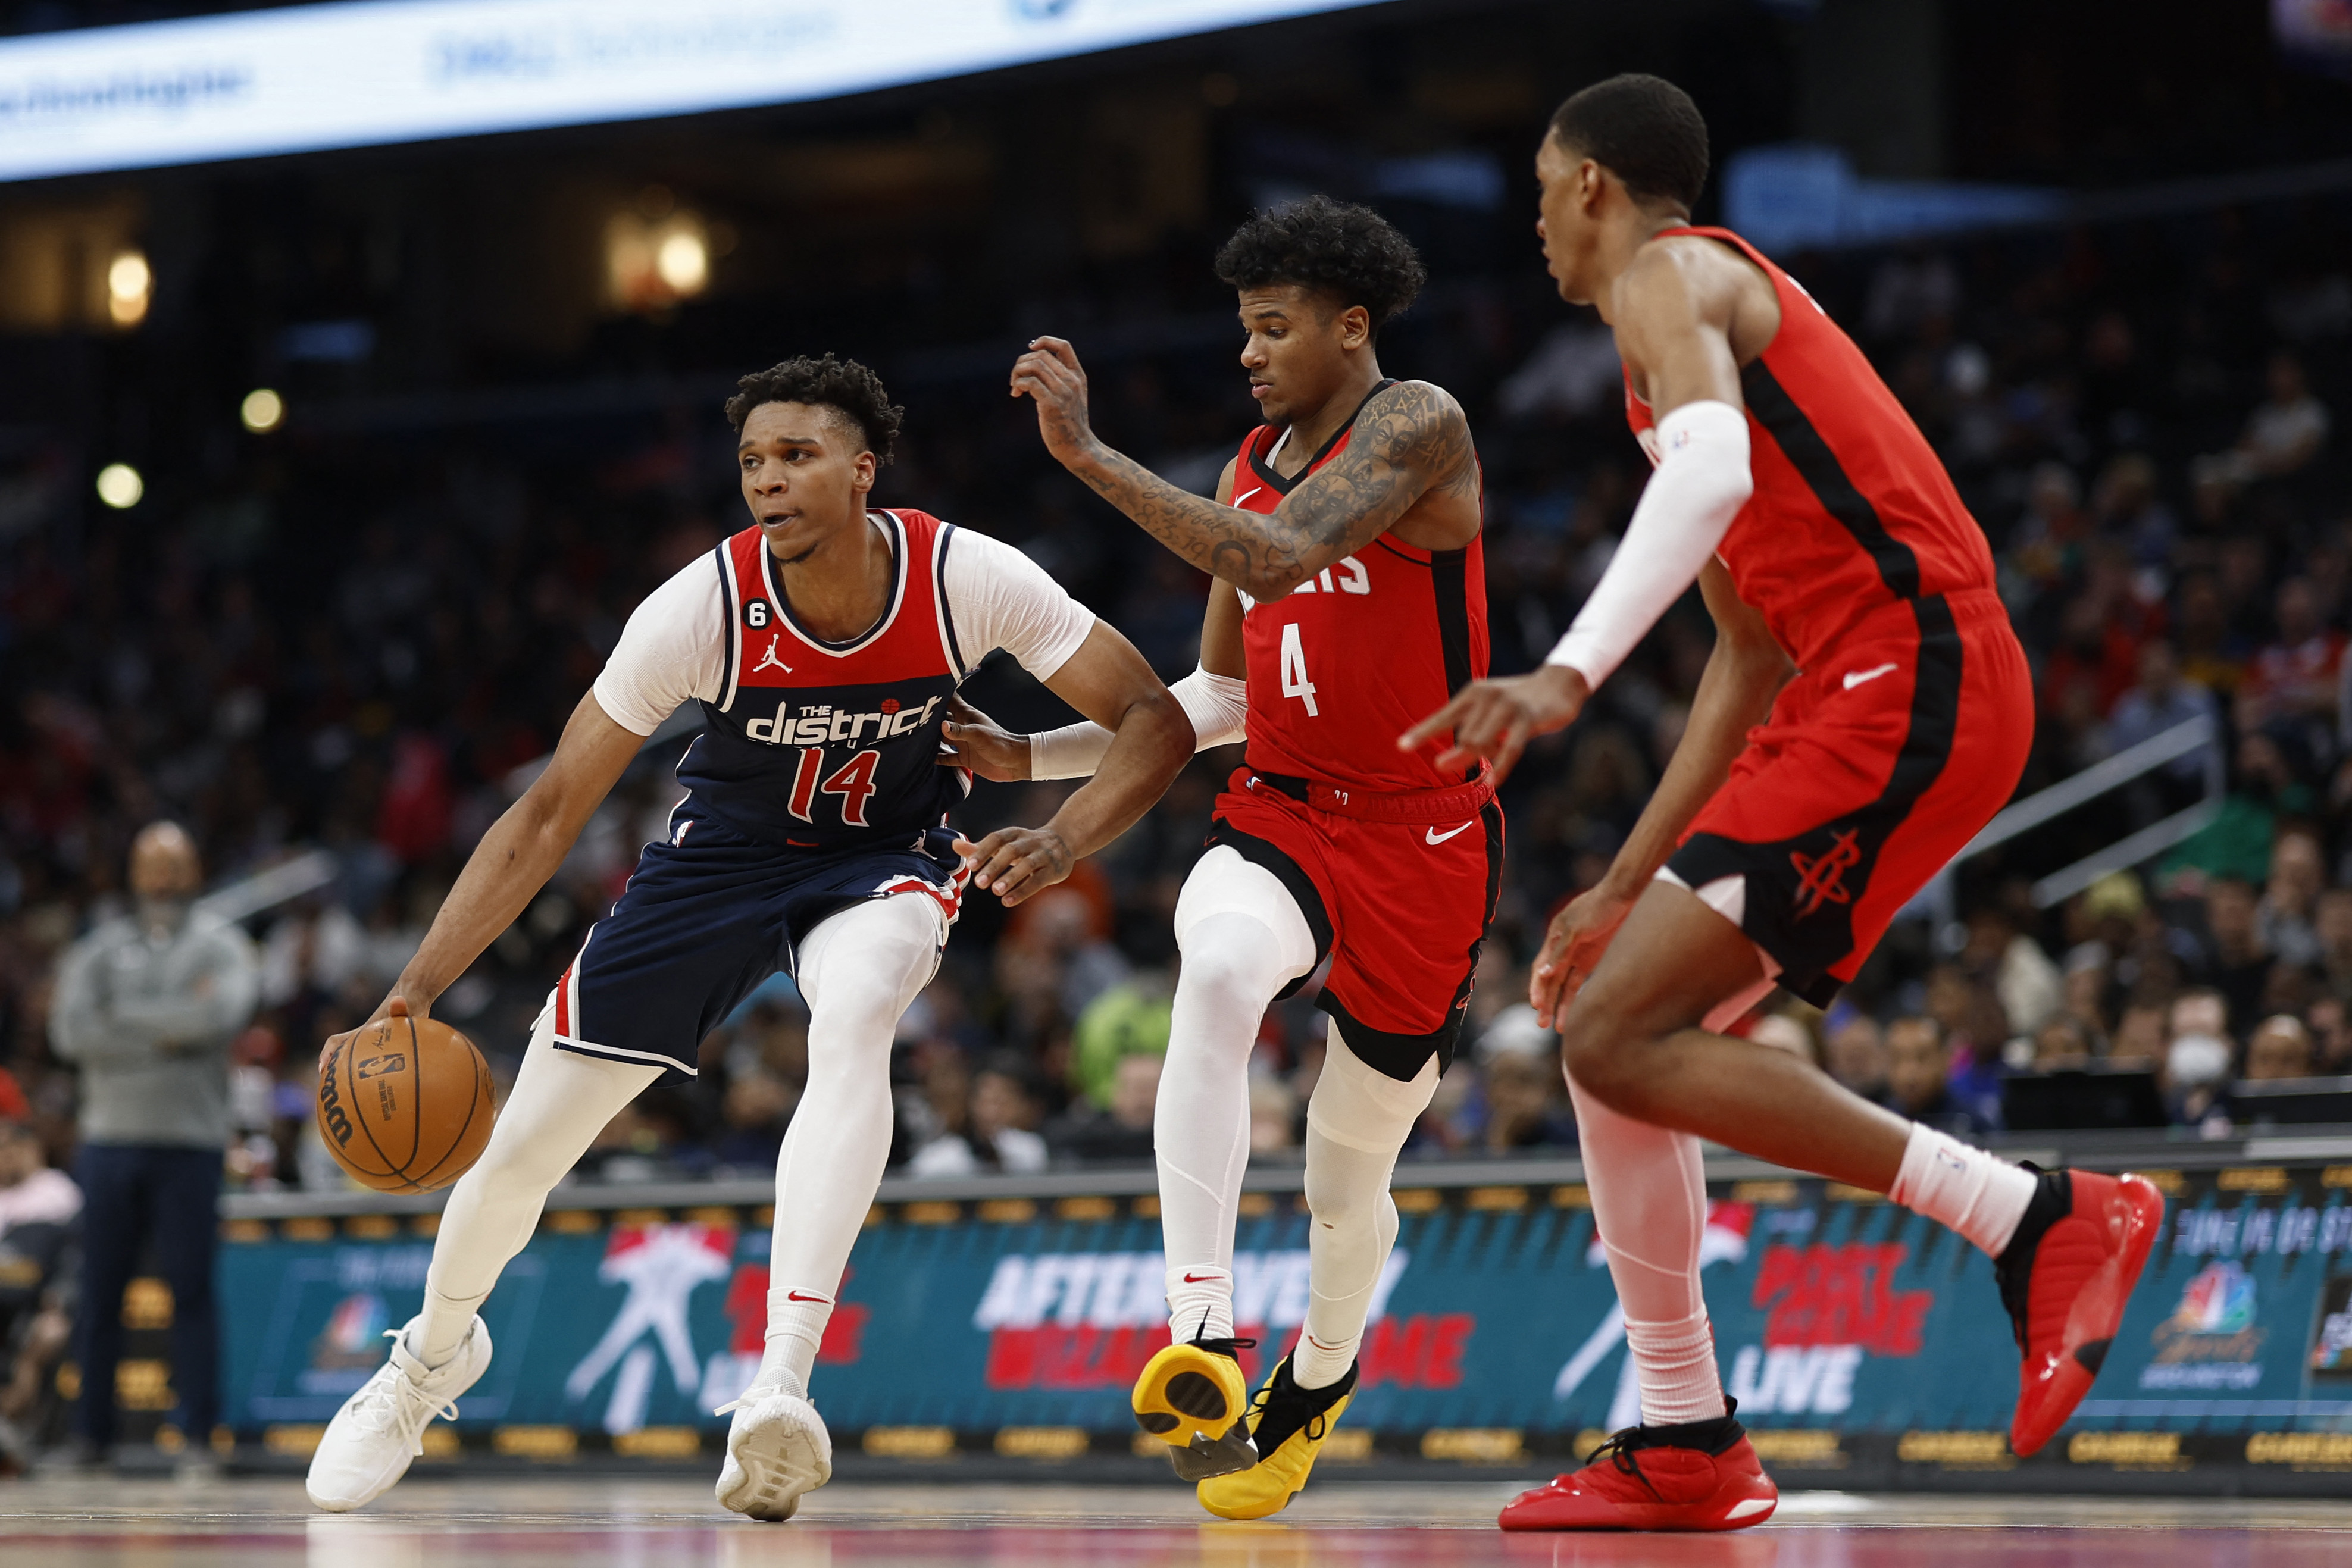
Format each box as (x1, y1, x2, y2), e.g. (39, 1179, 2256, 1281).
(1131, 1331, 1258, 1481)
(1196, 1353, 1358, 1520)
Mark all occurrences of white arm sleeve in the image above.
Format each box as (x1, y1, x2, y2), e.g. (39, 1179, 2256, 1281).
(1029, 666, 1249, 781)
(589, 554, 726, 736)
(1545, 399, 1753, 690)
(943, 527, 1097, 680)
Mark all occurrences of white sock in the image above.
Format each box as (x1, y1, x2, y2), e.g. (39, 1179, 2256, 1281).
(1566, 1076, 1728, 1426)
(418, 1012, 662, 1366)
(1889, 1123, 2038, 1256)
(1293, 1034, 1436, 1391)
(760, 894, 943, 1393)
(752, 1288, 828, 1400)
(1157, 851, 1316, 1342)
(1624, 1311, 1722, 1425)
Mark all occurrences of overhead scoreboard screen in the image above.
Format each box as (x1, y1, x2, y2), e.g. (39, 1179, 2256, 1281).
(0, 0, 1390, 183)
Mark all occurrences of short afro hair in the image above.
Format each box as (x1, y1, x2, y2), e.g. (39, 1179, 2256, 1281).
(1548, 73, 1710, 211)
(724, 353, 904, 465)
(1213, 195, 1427, 334)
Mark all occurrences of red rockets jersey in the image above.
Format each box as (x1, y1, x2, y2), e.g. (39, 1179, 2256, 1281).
(1231, 380, 1489, 793)
(674, 508, 971, 847)
(1624, 226, 1998, 672)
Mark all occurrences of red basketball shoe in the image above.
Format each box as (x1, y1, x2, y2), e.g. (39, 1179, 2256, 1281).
(1497, 1403, 1777, 1532)
(1994, 1165, 2165, 1457)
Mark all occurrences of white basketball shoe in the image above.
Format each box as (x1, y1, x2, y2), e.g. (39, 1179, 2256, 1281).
(306, 1314, 491, 1513)
(714, 1388, 833, 1522)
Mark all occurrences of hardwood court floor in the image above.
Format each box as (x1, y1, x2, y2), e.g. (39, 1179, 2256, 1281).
(4, 1476, 2351, 1566)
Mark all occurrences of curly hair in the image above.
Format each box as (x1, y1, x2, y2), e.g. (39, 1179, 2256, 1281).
(1548, 73, 1709, 211)
(1213, 195, 1427, 334)
(723, 353, 905, 465)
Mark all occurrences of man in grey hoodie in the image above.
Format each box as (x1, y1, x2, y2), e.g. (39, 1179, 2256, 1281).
(49, 822, 259, 1461)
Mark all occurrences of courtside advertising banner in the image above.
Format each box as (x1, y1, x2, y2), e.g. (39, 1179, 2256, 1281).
(218, 1166, 2352, 1481)
(0, 0, 1387, 183)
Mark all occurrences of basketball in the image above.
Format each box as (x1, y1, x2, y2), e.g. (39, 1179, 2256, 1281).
(317, 1014, 496, 1194)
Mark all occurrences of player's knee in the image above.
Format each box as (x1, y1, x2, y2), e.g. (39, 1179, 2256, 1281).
(1174, 924, 1284, 1007)
(1558, 1008, 1648, 1112)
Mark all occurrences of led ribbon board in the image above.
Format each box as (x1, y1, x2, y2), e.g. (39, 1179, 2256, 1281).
(0, 0, 1387, 183)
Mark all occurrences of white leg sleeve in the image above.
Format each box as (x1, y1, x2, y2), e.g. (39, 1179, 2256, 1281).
(758, 892, 944, 1398)
(1294, 1028, 1439, 1390)
(1157, 847, 1318, 1342)
(1567, 1076, 1725, 1425)
(417, 1010, 662, 1366)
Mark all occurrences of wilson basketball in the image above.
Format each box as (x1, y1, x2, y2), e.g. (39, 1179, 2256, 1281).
(317, 1014, 496, 1194)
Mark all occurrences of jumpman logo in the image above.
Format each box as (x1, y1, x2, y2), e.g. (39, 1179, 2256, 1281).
(753, 633, 792, 674)
(1788, 829, 1863, 918)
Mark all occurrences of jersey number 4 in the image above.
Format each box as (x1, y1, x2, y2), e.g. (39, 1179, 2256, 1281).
(788, 747, 880, 826)
(1280, 622, 1319, 717)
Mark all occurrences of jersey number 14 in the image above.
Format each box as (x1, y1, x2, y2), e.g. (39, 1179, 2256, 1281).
(787, 747, 880, 826)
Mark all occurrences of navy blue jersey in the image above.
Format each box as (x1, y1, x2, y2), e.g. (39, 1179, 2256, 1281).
(674, 509, 972, 848)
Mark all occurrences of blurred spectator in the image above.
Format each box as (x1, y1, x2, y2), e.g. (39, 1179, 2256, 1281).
(1248, 1075, 1299, 1157)
(1824, 1012, 1889, 1100)
(2262, 827, 2328, 970)
(2112, 1001, 2168, 1066)
(2196, 349, 2330, 488)
(2100, 640, 2220, 808)
(2318, 888, 2352, 1003)
(2164, 1031, 2236, 1132)
(711, 1069, 796, 1170)
(2059, 942, 2114, 1044)
(2194, 878, 2272, 1034)
(1884, 1016, 1991, 1137)
(2245, 1015, 2316, 1082)
(912, 1054, 1048, 1176)
(2241, 580, 2344, 730)
(2029, 1016, 2095, 1069)
(0, 1120, 76, 1469)
(47, 823, 258, 1464)
(1965, 905, 2062, 1039)
(1470, 1004, 1575, 1153)
(1069, 972, 1172, 1109)
(1045, 1051, 1160, 1165)
(2308, 994, 2352, 1074)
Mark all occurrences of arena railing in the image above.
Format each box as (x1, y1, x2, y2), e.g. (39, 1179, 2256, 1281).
(1907, 712, 2222, 925)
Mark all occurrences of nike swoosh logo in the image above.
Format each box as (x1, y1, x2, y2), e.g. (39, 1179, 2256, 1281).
(1231, 486, 1263, 507)
(1426, 821, 1475, 845)
(1842, 662, 1900, 691)
(1181, 1272, 1219, 1284)
(786, 1291, 830, 1303)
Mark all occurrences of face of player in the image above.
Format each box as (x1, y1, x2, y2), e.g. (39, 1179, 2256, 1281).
(1237, 286, 1369, 429)
(1534, 133, 1602, 305)
(737, 401, 878, 565)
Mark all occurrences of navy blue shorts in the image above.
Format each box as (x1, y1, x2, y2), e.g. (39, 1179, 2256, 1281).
(550, 803, 964, 1076)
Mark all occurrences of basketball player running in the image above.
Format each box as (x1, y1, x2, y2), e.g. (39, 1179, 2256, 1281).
(304, 356, 1190, 1520)
(957, 197, 1494, 1519)
(1404, 76, 2164, 1531)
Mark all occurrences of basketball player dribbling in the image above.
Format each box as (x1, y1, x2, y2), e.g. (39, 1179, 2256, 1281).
(946, 198, 1496, 1519)
(1405, 76, 2164, 1531)
(303, 356, 1190, 1520)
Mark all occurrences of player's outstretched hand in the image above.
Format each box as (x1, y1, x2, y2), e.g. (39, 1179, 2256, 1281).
(953, 827, 1074, 909)
(1009, 337, 1096, 468)
(1529, 885, 1634, 1029)
(319, 992, 427, 1076)
(936, 696, 1031, 782)
(1399, 665, 1590, 785)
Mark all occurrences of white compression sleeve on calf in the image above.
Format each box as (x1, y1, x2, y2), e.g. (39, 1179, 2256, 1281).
(1546, 399, 1753, 690)
(1293, 1034, 1440, 1391)
(1029, 665, 1250, 780)
(757, 893, 945, 1399)
(418, 1010, 663, 1366)
(1157, 848, 1318, 1342)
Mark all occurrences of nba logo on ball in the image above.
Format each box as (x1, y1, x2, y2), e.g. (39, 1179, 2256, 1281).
(317, 1016, 497, 1193)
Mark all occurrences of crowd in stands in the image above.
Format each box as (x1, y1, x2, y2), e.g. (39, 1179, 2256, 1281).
(5, 186, 2352, 1228)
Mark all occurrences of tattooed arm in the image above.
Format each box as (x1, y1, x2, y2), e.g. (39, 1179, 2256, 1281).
(1010, 336, 1477, 597)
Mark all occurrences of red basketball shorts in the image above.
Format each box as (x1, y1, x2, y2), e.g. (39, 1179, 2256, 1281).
(1665, 589, 2031, 1006)
(1204, 767, 1504, 1082)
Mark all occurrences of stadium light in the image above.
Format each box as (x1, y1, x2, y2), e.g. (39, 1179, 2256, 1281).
(107, 249, 150, 327)
(95, 462, 143, 508)
(241, 387, 286, 433)
(656, 229, 709, 295)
